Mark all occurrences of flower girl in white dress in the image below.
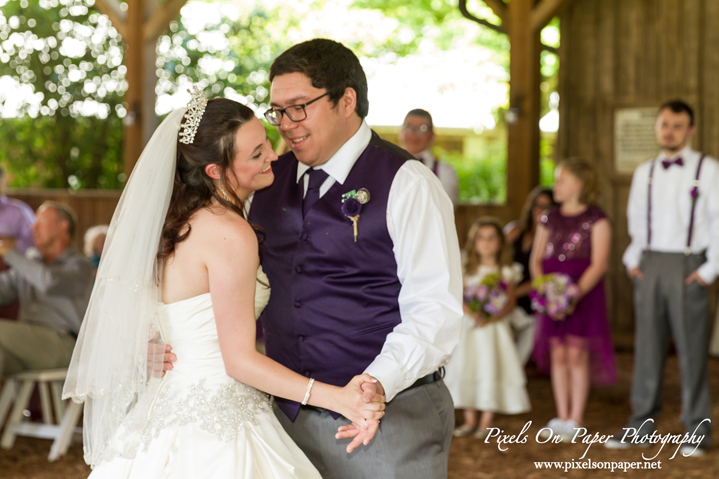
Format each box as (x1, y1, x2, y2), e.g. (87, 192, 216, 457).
(445, 217, 531, 439)
(63, 93, 385, 478)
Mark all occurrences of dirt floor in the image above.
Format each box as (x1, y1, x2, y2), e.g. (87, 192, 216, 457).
(1, 351, 717, 479)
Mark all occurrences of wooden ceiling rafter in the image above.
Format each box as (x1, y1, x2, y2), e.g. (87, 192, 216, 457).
(483, 0, 509, 27)
(144, 0, 187, 42)
(458, 0, 559, 55)
(93, 0, 127, 38)
(531, 0, 574, 32)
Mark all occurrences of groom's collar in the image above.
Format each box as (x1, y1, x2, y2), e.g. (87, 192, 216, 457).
(295, 120, 372, 185)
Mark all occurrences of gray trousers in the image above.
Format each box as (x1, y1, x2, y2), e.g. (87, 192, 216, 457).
(0, 319, 76, 376)
(274, 379, 454, 479)
(629, 251, 712, 442)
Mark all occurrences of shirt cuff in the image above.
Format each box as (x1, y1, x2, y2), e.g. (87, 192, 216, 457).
(363, 356, 405, 403)
(621, 248, 640, 272)
(696, 262, 717, 285)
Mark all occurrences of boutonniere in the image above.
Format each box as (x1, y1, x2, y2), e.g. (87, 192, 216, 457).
(341, 188, 370, 242)
(691, 180, 699, 199)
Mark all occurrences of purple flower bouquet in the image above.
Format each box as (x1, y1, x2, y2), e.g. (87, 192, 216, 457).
(464, 272, 508, 318)
(530, 273, 580, 318)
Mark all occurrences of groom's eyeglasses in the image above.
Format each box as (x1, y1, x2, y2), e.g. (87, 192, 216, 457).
(264, 92, 330, 126)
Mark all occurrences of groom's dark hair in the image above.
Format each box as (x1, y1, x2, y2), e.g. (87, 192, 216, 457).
(269, 39, 369, 119)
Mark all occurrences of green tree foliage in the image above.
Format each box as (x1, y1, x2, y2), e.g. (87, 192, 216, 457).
(0, 0, 126, 188)
(351, 0, 509, 68)
(154, 3, 300, 148)
(1, 0, 560, 202)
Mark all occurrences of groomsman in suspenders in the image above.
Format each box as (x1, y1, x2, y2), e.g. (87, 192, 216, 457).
(250, 40, 463, 478)
(607, 100, 719, 456)
(399, 109, 459, 206)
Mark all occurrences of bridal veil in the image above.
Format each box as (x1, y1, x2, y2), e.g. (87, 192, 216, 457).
(63, 108, 186, 467)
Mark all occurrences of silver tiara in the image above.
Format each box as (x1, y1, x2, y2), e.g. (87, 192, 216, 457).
(179, 86, 208, 145)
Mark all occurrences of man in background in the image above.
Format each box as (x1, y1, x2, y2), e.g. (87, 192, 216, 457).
(0, 166, 35, 254)
(399, 109, 459, 206)
(608, 100, 718, 456)
(0, 166, 36, 320)
(0, 201, 93, 376)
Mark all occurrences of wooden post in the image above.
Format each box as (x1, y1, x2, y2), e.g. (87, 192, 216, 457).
(506, 0, 541, 215)
(93, 0, 188, 177)
(123, 0, 144, 176)
(476, 0, 574, 216)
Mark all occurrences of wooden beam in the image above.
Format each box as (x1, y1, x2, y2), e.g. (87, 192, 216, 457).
(459, 0, 558, 55)
(123, 0, 144, 175)
(506, 0, 541, 216)
(459, 0, 506, 35)
(141, 41, 158, 147)
(483, 0, 509, 27)
(531, 0, 574, 32)
(144, 0, 188, 42)
(144, 0, 161, 20)
(92, 0, 127, 38)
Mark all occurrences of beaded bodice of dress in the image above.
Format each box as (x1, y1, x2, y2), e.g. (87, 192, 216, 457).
(131, 267, 272, 452)
(540, 206, 606, 261)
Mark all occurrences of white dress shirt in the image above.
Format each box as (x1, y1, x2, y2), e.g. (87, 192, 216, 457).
(622, 146, 719, 284)
(287, 121, 463, 402)
(414, 150, 459, 207)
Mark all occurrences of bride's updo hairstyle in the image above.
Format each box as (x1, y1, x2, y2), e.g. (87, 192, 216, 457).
(159, 98, 262, 261)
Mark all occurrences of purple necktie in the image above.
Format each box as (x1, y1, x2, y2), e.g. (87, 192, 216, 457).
(662, 157, 683, 169)
(302, 168, 329, 218)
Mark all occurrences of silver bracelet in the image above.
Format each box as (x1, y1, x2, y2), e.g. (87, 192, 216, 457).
(301, 378, 315, 406)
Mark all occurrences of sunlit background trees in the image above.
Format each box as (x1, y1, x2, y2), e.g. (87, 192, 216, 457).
(0, 0, 560, 201)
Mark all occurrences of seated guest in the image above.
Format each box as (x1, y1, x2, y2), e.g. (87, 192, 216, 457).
(83, 224, 108, 273)
(0, 201, 93, 376)
(0, 165, 35, 321)
(0, 166, 35, 253)
(399, 109, 459, 206)
(504, 186, 557, 365)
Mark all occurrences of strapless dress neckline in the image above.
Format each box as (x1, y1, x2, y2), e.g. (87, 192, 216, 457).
(87, 265, 321, 478)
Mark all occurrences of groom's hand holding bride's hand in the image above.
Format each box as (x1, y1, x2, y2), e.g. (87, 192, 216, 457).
(147, 334, 176, 378)
(335, 376, 385, 453)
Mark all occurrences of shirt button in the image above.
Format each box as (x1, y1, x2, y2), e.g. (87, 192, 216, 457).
(295, 265, 303, 274)
(303, 371, 311, 377)
(294, 300, 301, 308)
(298, 336, 304, 343)
(300, 233, 308, 241)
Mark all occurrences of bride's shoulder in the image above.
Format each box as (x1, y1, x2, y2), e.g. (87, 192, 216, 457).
(191, 208, 258, 253)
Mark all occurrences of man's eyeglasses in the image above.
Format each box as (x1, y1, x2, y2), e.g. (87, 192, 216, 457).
(401, 124, 430, 135)
(264, 92, 330, 126)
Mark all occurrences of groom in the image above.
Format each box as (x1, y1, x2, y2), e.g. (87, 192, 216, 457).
(249, 39, 463, 478)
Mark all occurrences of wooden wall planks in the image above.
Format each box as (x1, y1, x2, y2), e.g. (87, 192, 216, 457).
(559, 0, 717, 334)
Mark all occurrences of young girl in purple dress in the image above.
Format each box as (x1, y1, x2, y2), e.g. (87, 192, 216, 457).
(530, 158, 616, 441)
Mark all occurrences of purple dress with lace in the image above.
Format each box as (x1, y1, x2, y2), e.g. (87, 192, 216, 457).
(533, 206, 616, 385)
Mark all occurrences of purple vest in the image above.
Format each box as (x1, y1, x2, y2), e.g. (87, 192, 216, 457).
(249, 132, 411, 420)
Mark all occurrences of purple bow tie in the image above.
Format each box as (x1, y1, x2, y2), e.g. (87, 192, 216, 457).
(662, 157, 683, 169)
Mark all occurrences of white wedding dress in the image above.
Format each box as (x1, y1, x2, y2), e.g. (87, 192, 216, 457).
(88, 267, 321, 478)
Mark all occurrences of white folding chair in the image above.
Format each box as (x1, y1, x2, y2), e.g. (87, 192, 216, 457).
(0, 368, 83, 461)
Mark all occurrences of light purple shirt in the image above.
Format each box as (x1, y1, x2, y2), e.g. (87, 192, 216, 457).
(0, 196, 35, 253)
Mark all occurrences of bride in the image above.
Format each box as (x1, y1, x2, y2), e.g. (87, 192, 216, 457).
(63, 89, 385, 478)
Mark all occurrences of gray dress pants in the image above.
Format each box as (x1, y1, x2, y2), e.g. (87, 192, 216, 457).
(274, 379, 454, 479)
(628, 251, 712, 443)
(0, 320, 76, 375)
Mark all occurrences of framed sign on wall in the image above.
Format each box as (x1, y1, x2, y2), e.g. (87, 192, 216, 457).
(613, 108, 658, 174)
